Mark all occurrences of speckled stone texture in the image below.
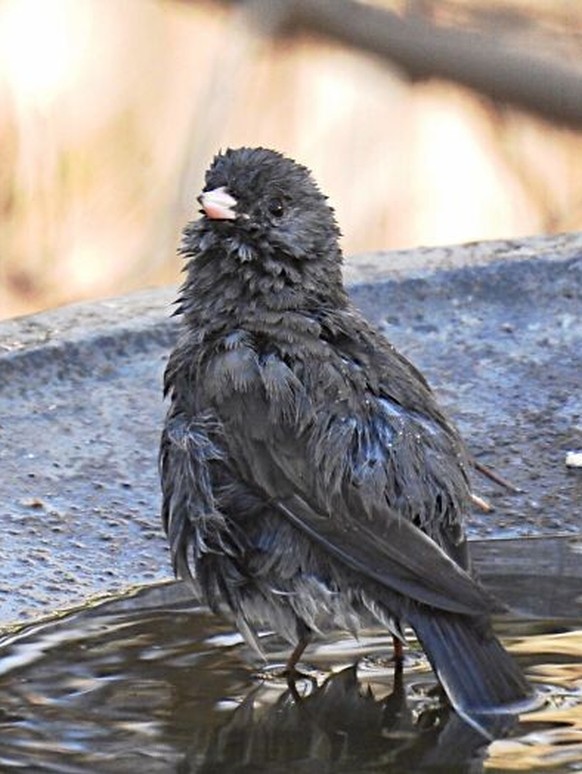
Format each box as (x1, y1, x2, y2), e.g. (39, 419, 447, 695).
(1, 232, 581, 630)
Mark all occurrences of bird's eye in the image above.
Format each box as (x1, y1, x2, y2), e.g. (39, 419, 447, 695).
(268, 198, 285, 218)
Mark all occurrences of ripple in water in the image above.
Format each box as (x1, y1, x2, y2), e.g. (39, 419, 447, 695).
(0, 537, 581, 773)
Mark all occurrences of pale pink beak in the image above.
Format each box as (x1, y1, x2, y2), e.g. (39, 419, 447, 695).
(199, 186, 237, 220)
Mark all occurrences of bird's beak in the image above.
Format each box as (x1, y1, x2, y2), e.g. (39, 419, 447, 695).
(198, 186, 237, 221)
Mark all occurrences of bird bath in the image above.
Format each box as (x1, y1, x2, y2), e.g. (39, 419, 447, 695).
(0, 232, 581, 770)
(0, 536, 581, 772)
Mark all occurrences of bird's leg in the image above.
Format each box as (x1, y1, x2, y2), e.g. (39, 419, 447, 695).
(285, 636, 310, 676)
(284, 621, 316, 692)
(392, 635, 404, 665)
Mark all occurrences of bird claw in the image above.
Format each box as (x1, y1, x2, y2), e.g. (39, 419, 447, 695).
(284, 665, 318, 688)
(285, 667, 319, 701)
(253, 663, 318, 701)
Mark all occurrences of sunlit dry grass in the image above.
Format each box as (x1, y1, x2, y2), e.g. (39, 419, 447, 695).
(1, 0, 581, 320)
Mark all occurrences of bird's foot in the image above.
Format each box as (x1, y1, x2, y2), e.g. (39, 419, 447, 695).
(284, 666, 318, 700)
(284, 665, 318, 687)
(254, 663, 318, 700)
(254, 662, 316, 684)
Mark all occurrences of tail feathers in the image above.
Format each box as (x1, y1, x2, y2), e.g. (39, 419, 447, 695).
(409, 610, 536, 738)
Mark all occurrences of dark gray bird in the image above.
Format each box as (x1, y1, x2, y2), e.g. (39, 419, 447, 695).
(160, 147, 532, 736)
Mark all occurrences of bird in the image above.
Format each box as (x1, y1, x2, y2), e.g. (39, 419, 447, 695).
(160, 146, 533, 737)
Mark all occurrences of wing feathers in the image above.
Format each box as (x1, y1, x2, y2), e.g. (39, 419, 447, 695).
(277, 494, 495, 616)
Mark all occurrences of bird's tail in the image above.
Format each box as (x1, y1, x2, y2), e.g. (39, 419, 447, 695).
(408, 609, 536, 738)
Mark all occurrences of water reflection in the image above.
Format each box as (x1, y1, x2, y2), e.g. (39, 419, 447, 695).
(0, 537, 581, 772)
(188, 664, 497, 774)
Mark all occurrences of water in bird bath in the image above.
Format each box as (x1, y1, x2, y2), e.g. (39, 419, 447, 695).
(0, 536, 581, 773)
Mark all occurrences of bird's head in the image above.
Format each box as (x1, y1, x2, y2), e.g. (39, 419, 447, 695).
(182, 147, 342, 267)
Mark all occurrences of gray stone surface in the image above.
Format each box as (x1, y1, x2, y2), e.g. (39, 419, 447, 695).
(1, 233, 581, 632)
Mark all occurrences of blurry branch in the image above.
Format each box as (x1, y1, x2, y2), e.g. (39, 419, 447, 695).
(234, 0, 582, 129)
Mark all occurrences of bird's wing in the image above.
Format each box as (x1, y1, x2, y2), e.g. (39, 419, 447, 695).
(242, 433, 493, 617)
(211, 345, 495, 617)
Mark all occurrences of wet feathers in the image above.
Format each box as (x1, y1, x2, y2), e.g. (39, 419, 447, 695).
(160, 147, 532, 735)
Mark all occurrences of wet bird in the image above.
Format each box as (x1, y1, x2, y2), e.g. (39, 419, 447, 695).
(160, 147, 532, 736)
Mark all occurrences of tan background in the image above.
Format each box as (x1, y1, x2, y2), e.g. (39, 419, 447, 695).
(1, 0, 581, 319)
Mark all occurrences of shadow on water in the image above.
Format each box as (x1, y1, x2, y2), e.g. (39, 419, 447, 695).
(0, 536, 581, 773)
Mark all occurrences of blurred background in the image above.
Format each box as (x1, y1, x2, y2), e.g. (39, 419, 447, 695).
(1, 0, 581, 320)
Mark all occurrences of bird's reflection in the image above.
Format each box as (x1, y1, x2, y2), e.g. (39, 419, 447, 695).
(182, 663, 516, 773)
